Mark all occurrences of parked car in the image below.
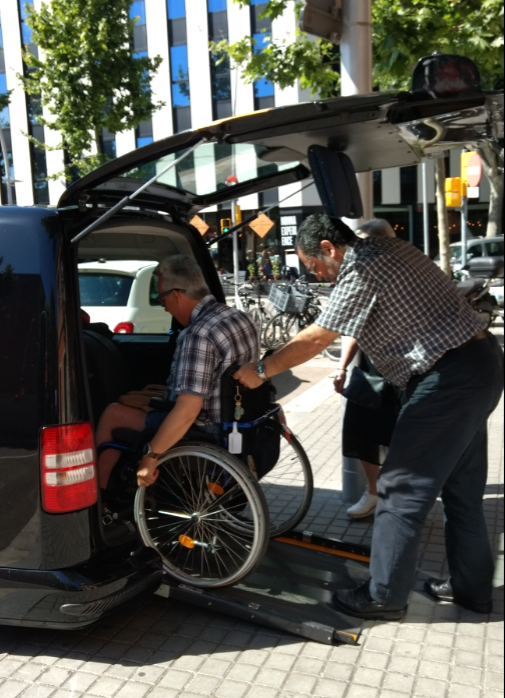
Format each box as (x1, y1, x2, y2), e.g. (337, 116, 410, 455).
(78, 260, 171, 334)
(435, 237, 504, 307)
(0, 54, 502, 628)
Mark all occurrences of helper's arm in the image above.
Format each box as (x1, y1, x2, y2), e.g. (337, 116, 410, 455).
(334, 336, 360, 393)
(234, 323, 340, 389)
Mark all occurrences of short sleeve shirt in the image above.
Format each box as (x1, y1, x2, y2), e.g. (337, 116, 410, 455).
(165, 296, 260, 425)
(316, 238, 487, 387)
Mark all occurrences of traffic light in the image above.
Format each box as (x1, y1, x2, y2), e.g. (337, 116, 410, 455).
(300, 0, 342, 44)
(220, 218, 232, 235)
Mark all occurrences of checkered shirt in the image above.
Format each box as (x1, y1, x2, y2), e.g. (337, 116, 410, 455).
(166, 295, 260, 425)
(316, 237, 487, 388)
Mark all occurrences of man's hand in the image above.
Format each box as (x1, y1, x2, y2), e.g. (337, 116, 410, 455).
(234, 362, 263, 389)
(137, 455, 160, 487)
(333, 368, 347, 394)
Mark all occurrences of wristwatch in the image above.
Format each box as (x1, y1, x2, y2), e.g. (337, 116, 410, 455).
(255, 360, 269, 382)
(142, 442, 164, 460)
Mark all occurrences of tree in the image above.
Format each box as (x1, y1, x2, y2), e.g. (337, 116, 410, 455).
(215, 0, 504, 240)
(19, 0, 164, 179)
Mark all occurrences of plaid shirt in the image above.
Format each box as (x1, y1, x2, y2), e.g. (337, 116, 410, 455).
(316, 237, 487, 388)
(166, 296, 259, 425)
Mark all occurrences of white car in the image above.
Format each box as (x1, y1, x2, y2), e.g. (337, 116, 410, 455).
(78, 260, 171, 333)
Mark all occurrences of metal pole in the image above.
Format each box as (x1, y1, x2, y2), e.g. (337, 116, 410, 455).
(0, 127, 13, 205)
(422, 162, 430, 255)
(461, 195, 468, 269)
(340, 0, 372, 502)
(231, 199, 242, 309)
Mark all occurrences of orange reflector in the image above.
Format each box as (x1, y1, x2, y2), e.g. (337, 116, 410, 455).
(208, 482, 225, 496)
(179, 535, 196, 549)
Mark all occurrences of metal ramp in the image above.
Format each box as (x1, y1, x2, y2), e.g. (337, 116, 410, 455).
(155, 533, 371, 646)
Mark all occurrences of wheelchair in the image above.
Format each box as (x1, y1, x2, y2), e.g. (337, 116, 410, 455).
(98, 372, 314, 588)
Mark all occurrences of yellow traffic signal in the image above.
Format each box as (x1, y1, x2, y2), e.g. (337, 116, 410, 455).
(220, 218, 232, 235)
(445, 177, 464, 208)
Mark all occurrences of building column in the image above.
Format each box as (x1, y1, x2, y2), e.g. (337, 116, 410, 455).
(146, 0, 173, 141)
(0, 0, 33, 205)
(186, 0, 213, 129)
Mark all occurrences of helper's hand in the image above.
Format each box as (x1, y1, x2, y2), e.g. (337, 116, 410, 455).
(234, 362, 263, 389)
(137, 456, 160, 487)
(333, 368, 347, 394)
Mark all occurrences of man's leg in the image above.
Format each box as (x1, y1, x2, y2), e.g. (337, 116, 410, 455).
(442, 423, 494, 605)
(368, 337, 503, 609)
(96, 403, 146, 489)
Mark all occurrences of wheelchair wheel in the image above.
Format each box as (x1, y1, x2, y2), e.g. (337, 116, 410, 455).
(258, 420, 314, 537)
(135, 443, 270, 588)
(208, 420, 314, 539)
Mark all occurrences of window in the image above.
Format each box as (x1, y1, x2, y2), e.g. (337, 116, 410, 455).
(0, 13, 15, 204)
(167, 0, 191, 132)
(484, 240, 504, 257)
(130, 0, 147, 55)
(18, 0, 48, 204)
(208, 1, 232, 120)
(250, 2, 274, 111)
(149, 274, 161, 306)
(79, 274, 134, 307)
(136, 120, 153, 148)
(101, 128, 117, 160)
(467, 244, 483, 260)
(400, 166, 417, 204)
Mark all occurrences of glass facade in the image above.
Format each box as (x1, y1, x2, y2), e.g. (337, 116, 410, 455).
(0, 13, 15, 204)
(208, 0, 232, 120)
(250, 0, 275, 110)
(19, 0, 48, 204)
(130, 0, 153, 149)
(167, 0, 191, 132)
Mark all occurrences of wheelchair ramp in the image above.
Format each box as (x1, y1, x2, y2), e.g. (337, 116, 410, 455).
(156, 533, 370, 646)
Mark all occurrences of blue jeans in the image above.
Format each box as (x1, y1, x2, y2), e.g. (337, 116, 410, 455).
(369, 333, 504, 608)
(144, 410, 221, 444)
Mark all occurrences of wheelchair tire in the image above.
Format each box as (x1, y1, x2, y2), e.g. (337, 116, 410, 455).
(203, 420, 314, 538)
(135, 442, 270, 588)
(262, 420, 314, 537)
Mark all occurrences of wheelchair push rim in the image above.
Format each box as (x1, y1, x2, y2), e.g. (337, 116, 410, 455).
(135, 443, 270, 588)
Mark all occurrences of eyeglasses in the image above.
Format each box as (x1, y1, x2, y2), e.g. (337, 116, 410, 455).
(158, 288, 186, 301)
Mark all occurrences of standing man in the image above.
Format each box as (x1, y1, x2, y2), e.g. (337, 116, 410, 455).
(235, 214, 503, 620)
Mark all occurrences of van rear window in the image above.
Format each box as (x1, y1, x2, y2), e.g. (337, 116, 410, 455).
(79, 274, 134, 307)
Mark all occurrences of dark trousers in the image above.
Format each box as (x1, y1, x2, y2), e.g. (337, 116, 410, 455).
(369, 333, 504, 608)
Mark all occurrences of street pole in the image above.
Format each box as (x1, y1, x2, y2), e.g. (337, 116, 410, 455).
(422, 162, 430, 256)
(231, 199, 242, 309)
(340, 0, 373, 222)
(461, 194, 468, 270)
(340, 0, 372, 502)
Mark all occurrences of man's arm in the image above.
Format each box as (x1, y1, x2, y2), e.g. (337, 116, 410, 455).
(137, 393, 203, 487)
(334, 336, 359, 393)
(234, 323, 340, 389)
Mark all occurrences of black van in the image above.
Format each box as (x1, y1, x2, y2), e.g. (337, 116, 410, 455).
(1, 53, 502, 628)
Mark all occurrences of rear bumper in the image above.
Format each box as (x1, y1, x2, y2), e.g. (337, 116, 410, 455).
(0, 548, 162, 629)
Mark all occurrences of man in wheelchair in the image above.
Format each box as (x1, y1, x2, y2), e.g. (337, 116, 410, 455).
(96, 254, 260, 491)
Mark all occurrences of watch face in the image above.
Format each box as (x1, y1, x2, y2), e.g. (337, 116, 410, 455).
(142, 443, 150, 457)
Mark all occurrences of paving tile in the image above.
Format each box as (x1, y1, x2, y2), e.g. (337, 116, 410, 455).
(352, 667, 385, 688)
(87, 676, 125, 696)
(283, 672, 318, 694)
(414, 677, 448, 697)
(214, 679, 250, 698)
(114, 682, 150, 698)
(0, 680, 31, 698)
(312, 678, 347, 698)
(345, 685, 381, 698)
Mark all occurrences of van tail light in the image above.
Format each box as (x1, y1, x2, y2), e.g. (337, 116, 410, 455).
(81, 309, 91, 324)
(40, 423, 97, 513)
(114, 322, 134, 334)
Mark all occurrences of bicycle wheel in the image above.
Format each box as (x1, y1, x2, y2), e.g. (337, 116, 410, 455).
(135, 443, 270, 588)
(249, 306, 264, 341)
(263, 312, 297, 349)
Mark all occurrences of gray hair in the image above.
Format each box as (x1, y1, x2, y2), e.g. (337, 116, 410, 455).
(156, 255, 210, 301)
(355, 218, 396, 239)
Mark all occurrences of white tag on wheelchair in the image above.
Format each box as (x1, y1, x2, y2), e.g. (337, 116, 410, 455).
(228, 423, 243, 454)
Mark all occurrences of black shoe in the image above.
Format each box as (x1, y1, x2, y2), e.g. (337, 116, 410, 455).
(424, 577, 493, 615)
(332, 581, 407, 621)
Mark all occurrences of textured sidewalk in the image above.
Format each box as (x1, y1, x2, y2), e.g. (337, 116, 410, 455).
(0, 338, 503, 698)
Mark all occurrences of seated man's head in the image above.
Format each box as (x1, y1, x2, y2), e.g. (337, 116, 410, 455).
(355, 218, 396, 239)
(156, 255, 210, 326)
(297, 214, 355, 282)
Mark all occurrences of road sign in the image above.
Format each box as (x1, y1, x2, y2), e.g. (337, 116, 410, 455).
(461, 151, 483, 187)
(249, 213, 275, 239)
(190, 215, 210, 236)
(300, 0, 342, 44)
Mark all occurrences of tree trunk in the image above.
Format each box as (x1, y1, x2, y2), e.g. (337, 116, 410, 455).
(475, 142, 504, 237)
(435, 158, 451, 277)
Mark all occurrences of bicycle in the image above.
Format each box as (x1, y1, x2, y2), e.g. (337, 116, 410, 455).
(263, 281, 340, 361)
(233, 281, 275, 345)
